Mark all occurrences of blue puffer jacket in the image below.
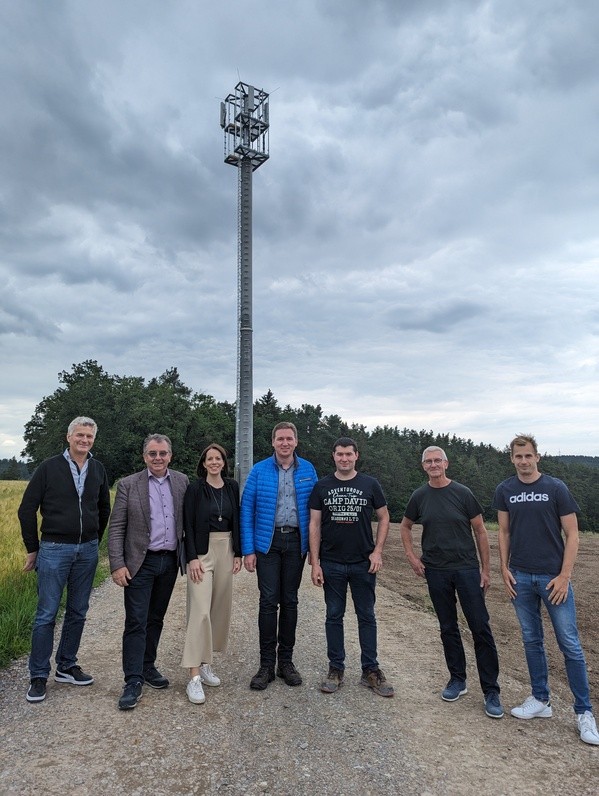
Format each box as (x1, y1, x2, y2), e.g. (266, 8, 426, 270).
(240, 454, 318, 556)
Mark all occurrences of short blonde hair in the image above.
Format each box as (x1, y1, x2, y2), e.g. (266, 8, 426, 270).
(272, 422, 298, 441)
(509, 434, 538, 455)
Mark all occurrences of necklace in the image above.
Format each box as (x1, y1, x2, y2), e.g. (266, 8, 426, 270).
(209, 485, 224, 522)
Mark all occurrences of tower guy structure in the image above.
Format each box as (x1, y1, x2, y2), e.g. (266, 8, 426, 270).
(221, 81, 270, 489)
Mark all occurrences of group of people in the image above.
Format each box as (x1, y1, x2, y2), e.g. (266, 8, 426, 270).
(399, 435, 599, 745)
(18, 417, 599, 746)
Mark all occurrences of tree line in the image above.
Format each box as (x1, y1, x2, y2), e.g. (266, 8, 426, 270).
(20, 360, 599, 532)
(0, 458, 30, 480)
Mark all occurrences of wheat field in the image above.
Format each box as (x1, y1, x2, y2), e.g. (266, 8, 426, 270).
(0, 480, 111, 668)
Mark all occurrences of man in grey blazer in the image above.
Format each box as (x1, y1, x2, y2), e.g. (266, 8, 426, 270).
(108, 434, 189, 710)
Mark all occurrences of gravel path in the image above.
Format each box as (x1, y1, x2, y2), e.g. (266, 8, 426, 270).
(1, 566, 597, 795)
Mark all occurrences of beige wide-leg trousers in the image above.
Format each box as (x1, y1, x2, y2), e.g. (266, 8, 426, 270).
(180, 532, 234, 668)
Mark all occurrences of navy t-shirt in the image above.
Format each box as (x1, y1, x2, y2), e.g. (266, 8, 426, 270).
(493, 474, 580, 576)
(309, 472, 386, 564)
(403, 481, 483, 570)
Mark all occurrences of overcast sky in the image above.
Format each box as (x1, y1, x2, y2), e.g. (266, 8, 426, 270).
(1, 0, 598, 460)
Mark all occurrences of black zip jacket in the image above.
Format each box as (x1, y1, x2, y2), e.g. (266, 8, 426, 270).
(18, 454, 111, 553)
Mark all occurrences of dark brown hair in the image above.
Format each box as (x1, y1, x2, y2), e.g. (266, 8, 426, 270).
(333, 436, 358, 453)
(197, 443, 229, 478)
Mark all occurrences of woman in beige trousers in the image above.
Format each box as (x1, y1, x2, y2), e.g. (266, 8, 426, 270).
(181, 443, 241, 704)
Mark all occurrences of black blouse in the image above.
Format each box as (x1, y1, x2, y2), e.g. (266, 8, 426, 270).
(183, 477, 241, 559)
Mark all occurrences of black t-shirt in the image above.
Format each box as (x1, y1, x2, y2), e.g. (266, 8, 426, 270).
(207, 485, 233, 531)
(309, 472, 387, 564)
(403, 481, 482, 570)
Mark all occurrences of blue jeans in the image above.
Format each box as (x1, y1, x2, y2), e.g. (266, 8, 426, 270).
(256, 529, 306, 667)
(511, 569, 591, 714)
(320, 559, 378, 672)
(29, 539, 99, 679)
(425, 567, 500, 695)
(123, 550, 178, 681)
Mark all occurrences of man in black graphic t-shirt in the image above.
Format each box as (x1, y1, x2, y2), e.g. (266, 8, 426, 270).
(309, 437, 394, 698)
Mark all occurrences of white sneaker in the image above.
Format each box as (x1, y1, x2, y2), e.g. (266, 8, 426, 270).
(200, 663, 221, 687)
(186, 676, 206, 704)
(577, 711, 599, 745)
(511, 695, 553, 719)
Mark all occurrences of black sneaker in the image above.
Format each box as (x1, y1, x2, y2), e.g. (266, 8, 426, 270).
(26, 678, 47, 703)
(321, 667, 344, 694)
(143, 667, 169, 689)
(250, 666, 275, 690)
(276, 661, 302, 687)
(118, 680, 143, 710)
(55, 665, 94, 686)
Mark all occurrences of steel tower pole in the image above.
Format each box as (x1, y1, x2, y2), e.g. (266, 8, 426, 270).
(236, 158, 253, 488)
(221, 82, 269, 491)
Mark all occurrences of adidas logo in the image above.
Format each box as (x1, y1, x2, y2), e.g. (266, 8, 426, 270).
(509, 492, 549, 503)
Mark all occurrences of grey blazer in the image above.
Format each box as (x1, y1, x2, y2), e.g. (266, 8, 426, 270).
(108, 468, 189, 579)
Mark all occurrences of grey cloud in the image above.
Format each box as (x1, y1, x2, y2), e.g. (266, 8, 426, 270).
(0, 284, 61, 340)
(1, 0, 599, 459)
(385, 300, 487, 333)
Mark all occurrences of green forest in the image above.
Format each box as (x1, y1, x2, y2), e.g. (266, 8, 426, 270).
(18, 360, 599, 532)
(0, 458, 29, 480)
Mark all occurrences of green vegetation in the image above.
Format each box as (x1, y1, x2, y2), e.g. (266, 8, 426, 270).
(558, 455, 599, 470)
(0, 482, 37, 665)
(0, 482, 111, 669)
(21, 360, 599, 532)
(0, 457, 30, 480)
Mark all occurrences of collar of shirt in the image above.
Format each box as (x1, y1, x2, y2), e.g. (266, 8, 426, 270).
(63, 449, 91, 496)
(273, 452, 298, 471)
(147, 469, 170, 483)
(63, 448, 92, 465)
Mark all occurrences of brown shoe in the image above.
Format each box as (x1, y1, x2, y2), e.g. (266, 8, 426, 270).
(360, 668, 394, 698)
(321, 667, 344, 693)
(276, 661, 302, 686)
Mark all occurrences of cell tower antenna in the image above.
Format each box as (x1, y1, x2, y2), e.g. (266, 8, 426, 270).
(221, 81, 270, 489)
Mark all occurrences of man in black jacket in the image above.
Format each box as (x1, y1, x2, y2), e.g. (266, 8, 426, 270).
(18, 416, 111, 703)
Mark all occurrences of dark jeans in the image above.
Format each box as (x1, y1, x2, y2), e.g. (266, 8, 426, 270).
(29, 539, 98, 679)
(321, 558, 378, 672)
(425, 566, 500, 695)
(256, 528, 306, 667)
(122, 550, 178, 681)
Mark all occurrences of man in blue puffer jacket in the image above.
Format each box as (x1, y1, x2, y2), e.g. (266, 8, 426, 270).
(241, 422, 318, 690)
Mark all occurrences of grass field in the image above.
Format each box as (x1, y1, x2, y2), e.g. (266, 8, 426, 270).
(0, 481, 111, 668)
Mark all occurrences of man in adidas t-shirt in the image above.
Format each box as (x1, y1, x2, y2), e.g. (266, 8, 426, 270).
(494, 434, 599, 745)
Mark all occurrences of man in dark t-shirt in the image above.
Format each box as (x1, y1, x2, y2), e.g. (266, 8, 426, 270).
(494, 434, 599, 745)
(399, 446, 503, 719)
(309, 437, 394, 698)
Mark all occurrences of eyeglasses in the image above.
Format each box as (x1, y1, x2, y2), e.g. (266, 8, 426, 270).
(423, 458, 444, 466)
(146, 450, 170, 458)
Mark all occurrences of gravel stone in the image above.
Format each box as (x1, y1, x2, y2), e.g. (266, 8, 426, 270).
(0, 567, 596, 795)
